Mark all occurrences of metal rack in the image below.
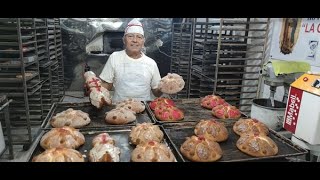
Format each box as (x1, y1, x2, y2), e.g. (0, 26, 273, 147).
(171, 18, 269, 114)
(170, 21, 193, 98)
(0, 18, 65, 151)
(0, 18, 44, 149)
(55, 18, 64, 100)
(0, 95, 14, 159)
(47, 18, 64, 103)
(36, 18, 53, 119)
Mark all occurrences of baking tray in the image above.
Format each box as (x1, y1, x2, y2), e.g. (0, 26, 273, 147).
(161, 122, 308, 162)
(41, 101, 156, 130)
(28, 126, 183, 162)
(146, 98, 248, 124)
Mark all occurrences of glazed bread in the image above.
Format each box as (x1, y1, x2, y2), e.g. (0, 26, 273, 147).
(233, 118, 269, 136)
(180, 135, 223, 162)
(131, 141, 175, 162)
(105, 107, 136, 125)
(89, 143, 121, 162)
(158, 73, 185, 94)
(148, 97, 175, 111)
(84, 71, 96, 80)
(32, 148, 85, 162)
(92, 133, 115, 147)
(200, 95, 229, 109)
(236, 133, 278, 157)
(212, 104, 241, 119)
(89, 86, 112, 109)
(50, 108, 91, 128)
(194, 119, 229, 142)
(40, 126, 85, 149)
(154, 104, 184, 121)
(129, 123, 164, 145)
(116, 98, 145, 113)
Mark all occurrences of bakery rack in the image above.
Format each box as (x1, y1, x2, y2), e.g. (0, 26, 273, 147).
(171, 18, 269, 114)
(0, 18, 44, 149)
(47, 18, 61, 104)
(36, 18, 53, 119)
(54, 18, 64, 100)
(0, 95, 14, 159)
(170, 21, 193, 99)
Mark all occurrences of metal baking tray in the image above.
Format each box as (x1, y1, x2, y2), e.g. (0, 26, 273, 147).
(41, 101, 156, 130)
(162, 122, 308, 162)
(28, 126, 183, 162)
(146, 98, 248, 124)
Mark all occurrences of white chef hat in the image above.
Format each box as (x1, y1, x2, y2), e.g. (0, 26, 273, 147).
(124, 18, 144, 36)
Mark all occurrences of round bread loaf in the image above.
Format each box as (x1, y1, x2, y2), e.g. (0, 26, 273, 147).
(116, 98, 145, 113)
(89, 143, 121, 162)
(194, 119, 229, 142)
(154, 104, 184, 121)
(50, 108, 91, 128)
(32, 148, 85, 162)
(40, 126, 85, 149)
(158, 73, 185, 94)
(212, 104, 241, 119)
(200, 94, 229, 109)
(92, 133, 115, 147)
(180, 135, 223, 162)
(105, 107, 136, 125)
(233, 118, 269, 136)
(236, 133, 278, 157)
(149, 97, 175, 111)
(129, 123, 164, 145)
(131, 141, 175, 162)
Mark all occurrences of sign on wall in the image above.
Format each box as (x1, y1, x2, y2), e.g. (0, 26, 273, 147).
(270, 18, 320, 67)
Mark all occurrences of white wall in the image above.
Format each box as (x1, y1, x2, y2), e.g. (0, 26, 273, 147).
(260, 18, 320, 102)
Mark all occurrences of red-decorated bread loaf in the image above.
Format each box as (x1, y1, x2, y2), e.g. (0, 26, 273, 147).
(212, 104, 241, 119)
(154, 104, 184, 121)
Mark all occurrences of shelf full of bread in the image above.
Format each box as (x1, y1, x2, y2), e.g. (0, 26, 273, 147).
(186, 18, 269, 115)
(0, 18, 44, 149)
(170, 21, 193, 99)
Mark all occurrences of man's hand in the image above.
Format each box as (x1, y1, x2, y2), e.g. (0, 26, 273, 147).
(101, 81, 114, 91)
(152, 88, 163, 97)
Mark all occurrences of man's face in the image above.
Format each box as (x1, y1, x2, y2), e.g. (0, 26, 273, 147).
(124, 33, 145, 54)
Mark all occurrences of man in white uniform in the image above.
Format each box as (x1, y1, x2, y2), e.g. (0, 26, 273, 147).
(99, 18, 162, 103)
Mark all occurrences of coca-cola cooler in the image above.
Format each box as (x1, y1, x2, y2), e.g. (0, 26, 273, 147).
(283, 73, 320, 160)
